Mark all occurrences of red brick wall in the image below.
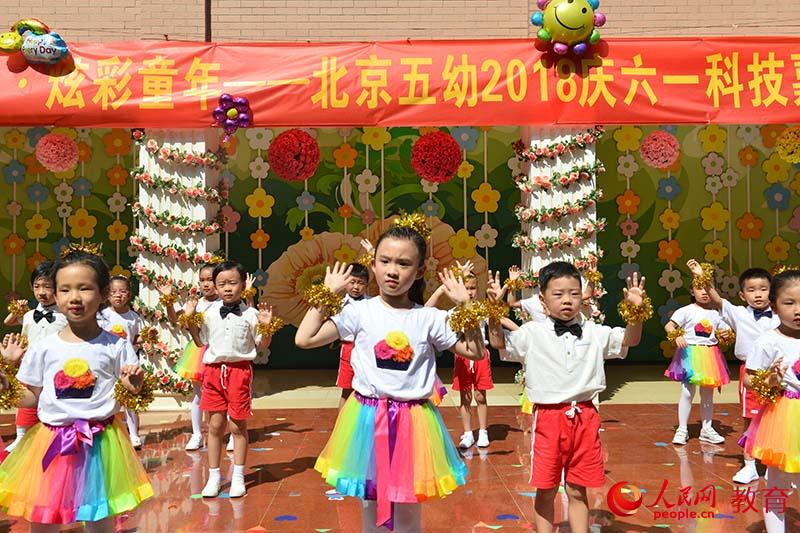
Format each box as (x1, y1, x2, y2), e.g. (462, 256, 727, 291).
(5, 0, 799, 42)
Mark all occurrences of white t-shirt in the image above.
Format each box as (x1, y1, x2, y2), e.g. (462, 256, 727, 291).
(746, 329, 800, 394)
(668, 304, 724, 346)
(21, 303, 67, 346)
(344, 294, 370, 306)
(17, 330, 138, 425)
(98, 307, 143, 343)
(504, 317, 627, 404)
(520, 295, 548, 323)
(721, 299, 780, 361)
(332, 297, 459, 401)
(200, 300, 263, 364)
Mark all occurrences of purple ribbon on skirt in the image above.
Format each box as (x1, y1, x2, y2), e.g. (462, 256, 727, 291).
(42, 417, 113, 471)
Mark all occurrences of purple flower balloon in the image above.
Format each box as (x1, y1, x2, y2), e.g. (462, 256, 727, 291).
(237, 113, 252, 127)
(219, 93, 234, 110)
(224, 119, 238, 135)
(212, 107, 226, 124)
(233, 96, 250, 113)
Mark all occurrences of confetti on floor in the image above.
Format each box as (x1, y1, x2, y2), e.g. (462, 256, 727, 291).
(190, 494, 202, 499)
(518, 491, 537, 497)
(496, 514, 520, 520)
(654, 442, 668, 447)
(274, 515, 297, 521)
(251, 447, 273, 451)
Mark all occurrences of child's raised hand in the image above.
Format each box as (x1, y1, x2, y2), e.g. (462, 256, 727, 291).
(183, 295, 199, 315)
(508, 265, 522, 281)
(257, 303, 274, 325)
(623, 271, 646, 306)
(455, 260, 474, 277)
(486, 270, 506, 301)
(439, 268, 470, 305)
(325, 262, 353, 294)
(0, 333, 26, 364)
(155, 281, 173, 296)
(767, 357, 786, 388)
(121, 364, 144, 391)
(245, 273, 255, 292)
(360, 238, 375, 255)
(686, 259, 703, 277)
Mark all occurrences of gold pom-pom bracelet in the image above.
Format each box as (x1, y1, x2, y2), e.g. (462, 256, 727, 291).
(448, 301, 486, 333)
(692, 262, 715, 288)
(666, 328, 686, 346)
(139, 326, 159, 344)
(357, 251, 375, 267)
(503, 278, 526, 291)
(584, 270, 603, 284)
(241, 287, 257, 300)
(617, 294, 654, 324)
(716, 328, 736, 350)
(158, 293, 178, 306)
(303, 283, 344, 319)
(0, 360, 23, 411)
(177, 312, 204, 329)
(257, 317, 285, 337)
(114, 373, 157, 413)
(749, 368, 783, 404)
(482, 299, 509, 324)
(6, 299, 29, 319)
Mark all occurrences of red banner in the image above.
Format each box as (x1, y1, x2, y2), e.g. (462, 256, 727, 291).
(2, 37, 800, 127)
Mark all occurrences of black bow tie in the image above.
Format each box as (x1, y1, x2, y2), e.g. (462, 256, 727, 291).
(33, 309, 55, 323)
(554, 320, 582, 338)
(753, 308, 772, 320)
(219, 304, 242, 319)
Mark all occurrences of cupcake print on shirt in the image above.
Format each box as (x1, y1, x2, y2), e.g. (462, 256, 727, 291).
(694, 320, 713, 338)
(54, 358, 97, 399)
(374, 331, 415, 371)
(109, 324, 127, 339)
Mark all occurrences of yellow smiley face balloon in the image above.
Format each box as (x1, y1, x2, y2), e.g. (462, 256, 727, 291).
(531, 0, 606, 55)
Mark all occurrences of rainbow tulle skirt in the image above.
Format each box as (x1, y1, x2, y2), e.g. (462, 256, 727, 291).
(430, 375, 448, 406)
(315, 392, 467, 527)
(0, 418, 152, 524)
(742, 392, 800, 473)
(664, 345, 730, 387)
(174, 340, 206, 381)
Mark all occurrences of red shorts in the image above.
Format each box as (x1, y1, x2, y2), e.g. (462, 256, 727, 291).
(739, 363, 763, 419)
(452, 351, 493, 391)
(530, 401, 604, 489)
(200, 361, 253, 420)
(336, 341, 354, 389)
(16, 407, 39, 427)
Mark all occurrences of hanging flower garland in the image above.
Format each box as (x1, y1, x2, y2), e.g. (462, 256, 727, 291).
(512, 219, 606, 253)
(267, 128, 320, 182)
(35, 133, 79, 173)
(512, 127, 604, 162)
(144, 363, 193, 396)
(131, 168, 227, 203)
(132, 298, 171, 325)
(411, 131, 462, 183)
(140, 341, 183, 366)
(639, 130, 680, 169)
(131, 261, 201, 297)
(776, 126, 800, 163)
(514, 161, 605, 192)
(515, 189, 604, 224)
(144, 139, 228, 170)
(517, 252, 604, 287)
(129, 235, 216, 265)
(131, 202, 221, 236)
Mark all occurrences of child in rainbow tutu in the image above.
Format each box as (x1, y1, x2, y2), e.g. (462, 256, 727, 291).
(741, 269, 800, 533)
(296, 221, 498, 533)
(0, 246, 152, 531)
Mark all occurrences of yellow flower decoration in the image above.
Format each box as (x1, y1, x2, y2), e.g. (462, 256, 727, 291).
(658, 208, 680, 231)
(299, 226, 314, 241)
(457, 160, 474, 179)
(700, 201, 730, 232)
(448, 228, 478, 259)
(4, 129, 25, 150)
(762, 152, 791, 184)
(25, 213, 51, 240)
(245, 187, 276, 218)
(471, 182, 500, 213)
(361, 127, 391, 151)
(67, 208, 97, 239)
(110, 264, 131, 278)
(613, 126, 643, 152)
(107, 220, 129, 242)
(698, 124, 727, 153)
(333, 244, 358, 264)
(64, 358, 90, 378)
(704, 239, 728, 263)
(765, 235, 790, 262)
(385, 331, 410, 350)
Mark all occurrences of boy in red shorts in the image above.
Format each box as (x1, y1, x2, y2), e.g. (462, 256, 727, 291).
(336, 263, 370, 409)
(184, 261, 275, 499)
(494, 261, 647, 533)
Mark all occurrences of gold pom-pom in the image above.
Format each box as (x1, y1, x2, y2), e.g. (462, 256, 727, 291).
(139, 326, 159, 344)
(357, 251, 374, 267)
(666, 328, 686, 346)
(617, 295, 654, 324)
(503, 278, 526, 291)
(159, 293, 178, 306)
(60, 242, 104, 259)
(393, 211, 432, 240)
(692, 262, 715, 288)
(241, 287, 257, 300)
(7, 299, 29, 319)
(771, 264, 799, 276)
(257, 317, 285, 337)
(584, 270, 603, 284)
(206, 254, 225, 265)
(776, 125, 800, 164)
(750, 368, 783, 404)
(114, 373, 157, 413)
(303, 283, 344, 319)
(716, 328, 736, 350)
(481, 299, 509, 324)
(177, 311, 204, 329)
(448, 301, 486, 333)
(0, 361, 23, 411)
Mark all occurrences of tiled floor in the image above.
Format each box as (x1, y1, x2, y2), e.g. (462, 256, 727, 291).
(0, 400, 793, 532)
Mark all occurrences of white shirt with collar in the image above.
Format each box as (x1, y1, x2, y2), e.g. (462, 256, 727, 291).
(200, 300, 263, 364)
(520, 294, 548, 323)
(720, 299, 780, 361)
(504, 317, 627, 404)
(21, 303, 67, 346)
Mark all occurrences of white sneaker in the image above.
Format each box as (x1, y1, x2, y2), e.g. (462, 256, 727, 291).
(201, 477, 220, 498)
(130, 435, 143, 450)
(699, 427, 725, 444)
(229, 477, 246, 498)
(185, 433, 203, 451)
(672, 427, 689, 445)
(6, 435, 24, 453)
(732, 465, 759, 484)
(477, 430, 490, 448)
(459, 432, 475, 449)
(226, 435, 235, 452)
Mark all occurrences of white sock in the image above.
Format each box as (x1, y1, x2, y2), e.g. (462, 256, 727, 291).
(699, 387, 714, 429)
(191, 385, 203, 435)
(764, 467, 787, 533)
(745, 459, 756, 469)
(125, 408, 140, 438)
(232, 464, 245, 481)
(207, 467, 221, 484)
(15, 427, 26, 439)
(678, 383, 695, 429)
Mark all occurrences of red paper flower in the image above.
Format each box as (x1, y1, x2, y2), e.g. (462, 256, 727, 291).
(267, 129, 320, 182)
(35, 133, 79, 173)
(411, 131, 461, 183)
(639, 131, 680, 170)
